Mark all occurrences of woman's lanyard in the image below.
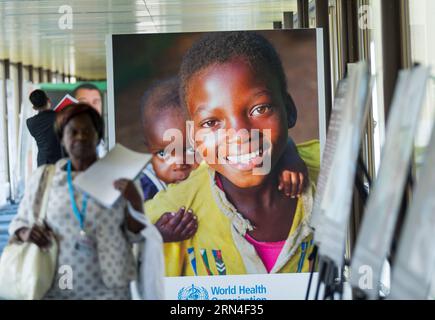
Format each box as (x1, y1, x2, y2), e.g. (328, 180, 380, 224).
(67, 160, 89, 236)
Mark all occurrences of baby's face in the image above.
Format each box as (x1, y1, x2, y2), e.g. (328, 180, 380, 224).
(186, 57, 289, 188)
(144, 110, 198, 184)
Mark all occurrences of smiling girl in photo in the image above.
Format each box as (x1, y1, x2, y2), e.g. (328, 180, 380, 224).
(144, 32, 320, 276)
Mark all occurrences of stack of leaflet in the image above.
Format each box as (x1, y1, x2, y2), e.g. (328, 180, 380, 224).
(311, 62, 370, 268)
(310, 78, 348, 232)
(350, 66, 430, 299)
(388, 104, 435, 299)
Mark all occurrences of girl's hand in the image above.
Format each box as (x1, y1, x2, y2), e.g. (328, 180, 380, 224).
(278, 170, 307, 198)
(277, 138, 309, 198)
(114, 178, 143, 213)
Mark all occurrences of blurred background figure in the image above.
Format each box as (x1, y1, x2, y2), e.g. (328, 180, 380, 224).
(72, 83, 107, 157)
(27, 89, 62, 167)
(72, 83, 103, 115)
(9, 103, 145, 300)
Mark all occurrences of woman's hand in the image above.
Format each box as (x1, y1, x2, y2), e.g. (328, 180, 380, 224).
(114, 178, 145, 234)
(16, 223, 53, 249)
(114, 178, 143, 213)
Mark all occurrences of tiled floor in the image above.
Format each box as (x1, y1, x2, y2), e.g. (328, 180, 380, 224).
(0, 204, 18, 255)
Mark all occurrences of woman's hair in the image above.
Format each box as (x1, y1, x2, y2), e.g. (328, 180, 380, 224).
(29, 89, 49, 109)
(55, 103, 104, 141)
(179, 31, 297, 127)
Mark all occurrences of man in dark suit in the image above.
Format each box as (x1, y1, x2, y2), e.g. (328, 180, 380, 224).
(27, 89, 62, 166)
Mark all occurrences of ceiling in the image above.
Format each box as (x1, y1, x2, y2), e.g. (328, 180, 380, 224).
(0, 0, 299, 79)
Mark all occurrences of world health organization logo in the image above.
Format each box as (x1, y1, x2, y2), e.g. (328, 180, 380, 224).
(178, 284, 209, 300)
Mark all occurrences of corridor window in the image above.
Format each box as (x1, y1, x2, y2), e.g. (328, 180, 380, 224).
(409, 0, 435, 174)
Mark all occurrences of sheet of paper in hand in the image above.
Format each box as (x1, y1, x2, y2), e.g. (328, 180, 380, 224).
(73, 143, 151, 208)
(53, 94, 78, 112)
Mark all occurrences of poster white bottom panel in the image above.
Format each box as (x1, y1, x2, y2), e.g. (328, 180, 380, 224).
(164, 273, 319, 300)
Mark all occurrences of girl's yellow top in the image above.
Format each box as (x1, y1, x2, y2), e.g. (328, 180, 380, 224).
(144, 140, 320, 277)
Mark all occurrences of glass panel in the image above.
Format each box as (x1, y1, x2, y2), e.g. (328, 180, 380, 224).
(367, 0, 386, 175)
(409, 0, 435, 174)
(0, 61, 8, 205)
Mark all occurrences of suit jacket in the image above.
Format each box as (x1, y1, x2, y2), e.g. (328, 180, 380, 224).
(26, 110, 62, 166)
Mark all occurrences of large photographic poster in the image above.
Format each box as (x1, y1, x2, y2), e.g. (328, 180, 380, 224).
(109, 29, 325, 151)
(107, 29, 327, 299)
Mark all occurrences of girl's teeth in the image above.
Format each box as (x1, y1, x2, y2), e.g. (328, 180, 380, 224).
(227, 150, 260, 164)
